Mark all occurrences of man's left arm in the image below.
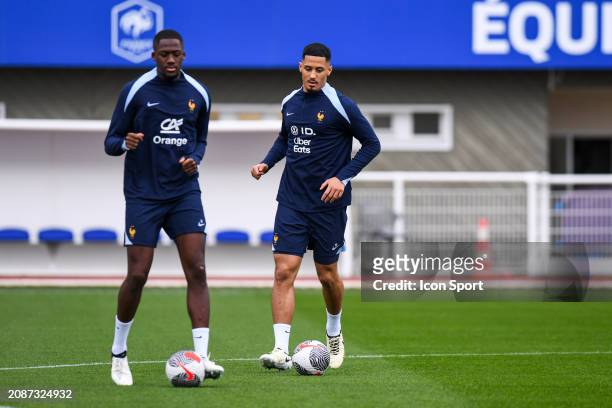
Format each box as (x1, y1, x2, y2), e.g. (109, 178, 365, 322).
(181, 95, 210, 175)
(335, 99, 381, 183)
(321, 99, 381, 203)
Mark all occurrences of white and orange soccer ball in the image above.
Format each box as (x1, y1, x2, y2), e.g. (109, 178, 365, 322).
(292, 340, 330, 375)
(165, 351, 205, 387)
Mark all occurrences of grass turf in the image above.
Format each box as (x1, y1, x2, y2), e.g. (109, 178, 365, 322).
(0, 287, 611, 407)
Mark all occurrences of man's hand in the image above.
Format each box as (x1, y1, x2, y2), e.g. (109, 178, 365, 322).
(320, 177, 345, 203)
(125, 132, 144, 150)
(179, 157, 198, 176)
(251, 163, 269, 180)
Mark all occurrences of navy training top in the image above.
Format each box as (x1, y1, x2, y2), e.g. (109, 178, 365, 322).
(105, 68, 210, 201)
(262, 83, 381, 212)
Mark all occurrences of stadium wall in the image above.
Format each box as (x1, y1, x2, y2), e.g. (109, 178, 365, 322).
(0, 69, 549, 171)
(0, 119, 335, 284)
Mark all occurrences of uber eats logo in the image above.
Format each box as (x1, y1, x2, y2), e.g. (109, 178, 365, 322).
(290, 126, 315, 154)
(154, 117, 188, 147)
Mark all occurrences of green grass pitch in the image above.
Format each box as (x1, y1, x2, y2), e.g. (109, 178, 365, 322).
(1, 287, 611, 407)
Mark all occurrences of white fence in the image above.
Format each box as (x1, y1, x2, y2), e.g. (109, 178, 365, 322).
(1, 114, 612, 285)
(348, 172, 612, 275)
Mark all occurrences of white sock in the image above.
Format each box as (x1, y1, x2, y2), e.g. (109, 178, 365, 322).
(326, 309, 342, 337)
(111, 316, 133, 356)
(273, 323, 291, 354)
(192, 327, 210, 358)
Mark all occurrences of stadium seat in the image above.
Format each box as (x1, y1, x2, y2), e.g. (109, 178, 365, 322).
(83, 229, 118, 243)
(0, 228, 29, 242)
(216, 230, 250, 244)
(260, 230, 275, 245)
(38, 228, 73, 243)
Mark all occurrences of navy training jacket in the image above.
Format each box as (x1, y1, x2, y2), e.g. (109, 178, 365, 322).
(105, 68, 210, 201)
(262, 83, 381, 212)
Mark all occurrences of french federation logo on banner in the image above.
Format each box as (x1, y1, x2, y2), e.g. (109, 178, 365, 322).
(111, 0, 164, 63)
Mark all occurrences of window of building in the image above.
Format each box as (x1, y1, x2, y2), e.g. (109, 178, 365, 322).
(360, 104, 453, 151)
(210, 103, 454, 152)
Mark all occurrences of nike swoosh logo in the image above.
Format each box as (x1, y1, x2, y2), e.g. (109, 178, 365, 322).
(194, 336, 203, 339)
(178, 362, 195, 381)
(286, 112, 295, 116)
(198, 222, 205, 227)
(147, 102, 160, 107)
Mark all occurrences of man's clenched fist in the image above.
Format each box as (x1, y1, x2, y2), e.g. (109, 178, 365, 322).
(250, 163, 269, 180)
(179, 157, 198, 176)
(125, 132, 144, 150)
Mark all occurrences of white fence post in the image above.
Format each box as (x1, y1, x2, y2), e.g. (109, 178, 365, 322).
(538, 172, 551, 242)
(393, 175, 406, 242)
(526, 172, 539, 243)
(341, 206, 354, 278)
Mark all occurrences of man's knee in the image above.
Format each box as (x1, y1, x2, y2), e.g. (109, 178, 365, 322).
(318, 273, 336, 288)
(274, 263, 298, 286)
(316, 264, 340, 288)
(126, 253, 152, 289)
(185, 262, 207, 286)
(126, 272, 148, 289)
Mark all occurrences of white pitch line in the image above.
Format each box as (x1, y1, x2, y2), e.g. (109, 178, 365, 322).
(348, 351, 612, 358)
(1, 351, 611, 372)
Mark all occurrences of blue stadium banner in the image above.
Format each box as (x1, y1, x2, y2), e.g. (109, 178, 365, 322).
(0, 0, 610, 68)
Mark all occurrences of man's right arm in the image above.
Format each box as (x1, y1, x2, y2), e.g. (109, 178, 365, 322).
(261, 116, 289, 170)
(251, 111, 289, 180)
(104, 83, 134, 156)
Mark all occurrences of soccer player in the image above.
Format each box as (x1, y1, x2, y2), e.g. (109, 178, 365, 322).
(104, 29, 223, 386)
(251, 43, 381, 370)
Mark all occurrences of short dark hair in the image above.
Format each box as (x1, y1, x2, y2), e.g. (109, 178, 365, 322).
(153, 29, 183, 50)
(302, 43, 331, 61)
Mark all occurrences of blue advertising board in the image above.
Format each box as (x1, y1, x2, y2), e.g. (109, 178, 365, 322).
(0, 0, 610, 68)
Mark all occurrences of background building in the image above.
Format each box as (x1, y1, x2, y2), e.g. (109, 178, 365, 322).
(0, 0, 611, 283)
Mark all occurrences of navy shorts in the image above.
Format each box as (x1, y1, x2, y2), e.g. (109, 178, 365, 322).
(124, 191, 206, 247)
(272, 204, 347, 265)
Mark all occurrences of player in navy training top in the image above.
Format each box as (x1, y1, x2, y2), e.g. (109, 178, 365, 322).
(104, 30, 223, 385)
(252, 43, 381, 370)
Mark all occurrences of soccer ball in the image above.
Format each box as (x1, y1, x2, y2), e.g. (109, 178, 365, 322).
(292, 340, 330, 375)
(165, 351, 205, 387)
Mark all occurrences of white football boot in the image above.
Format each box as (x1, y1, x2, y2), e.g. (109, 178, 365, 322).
(111, 354, 133, 386)
(327, 331, 345, 369)
(202, 355, 224, 379)
(259, 348, 292, 370)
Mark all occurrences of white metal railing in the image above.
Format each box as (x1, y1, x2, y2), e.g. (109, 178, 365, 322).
(346, 172, 612, 275)
(0, 118, 281, 133)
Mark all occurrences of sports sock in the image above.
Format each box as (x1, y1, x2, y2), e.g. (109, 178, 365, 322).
(192, 327, 210, 358)
(273, 323, 291, 354)
(111, 316, 134, 356)
(326, 309, 342, 337)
